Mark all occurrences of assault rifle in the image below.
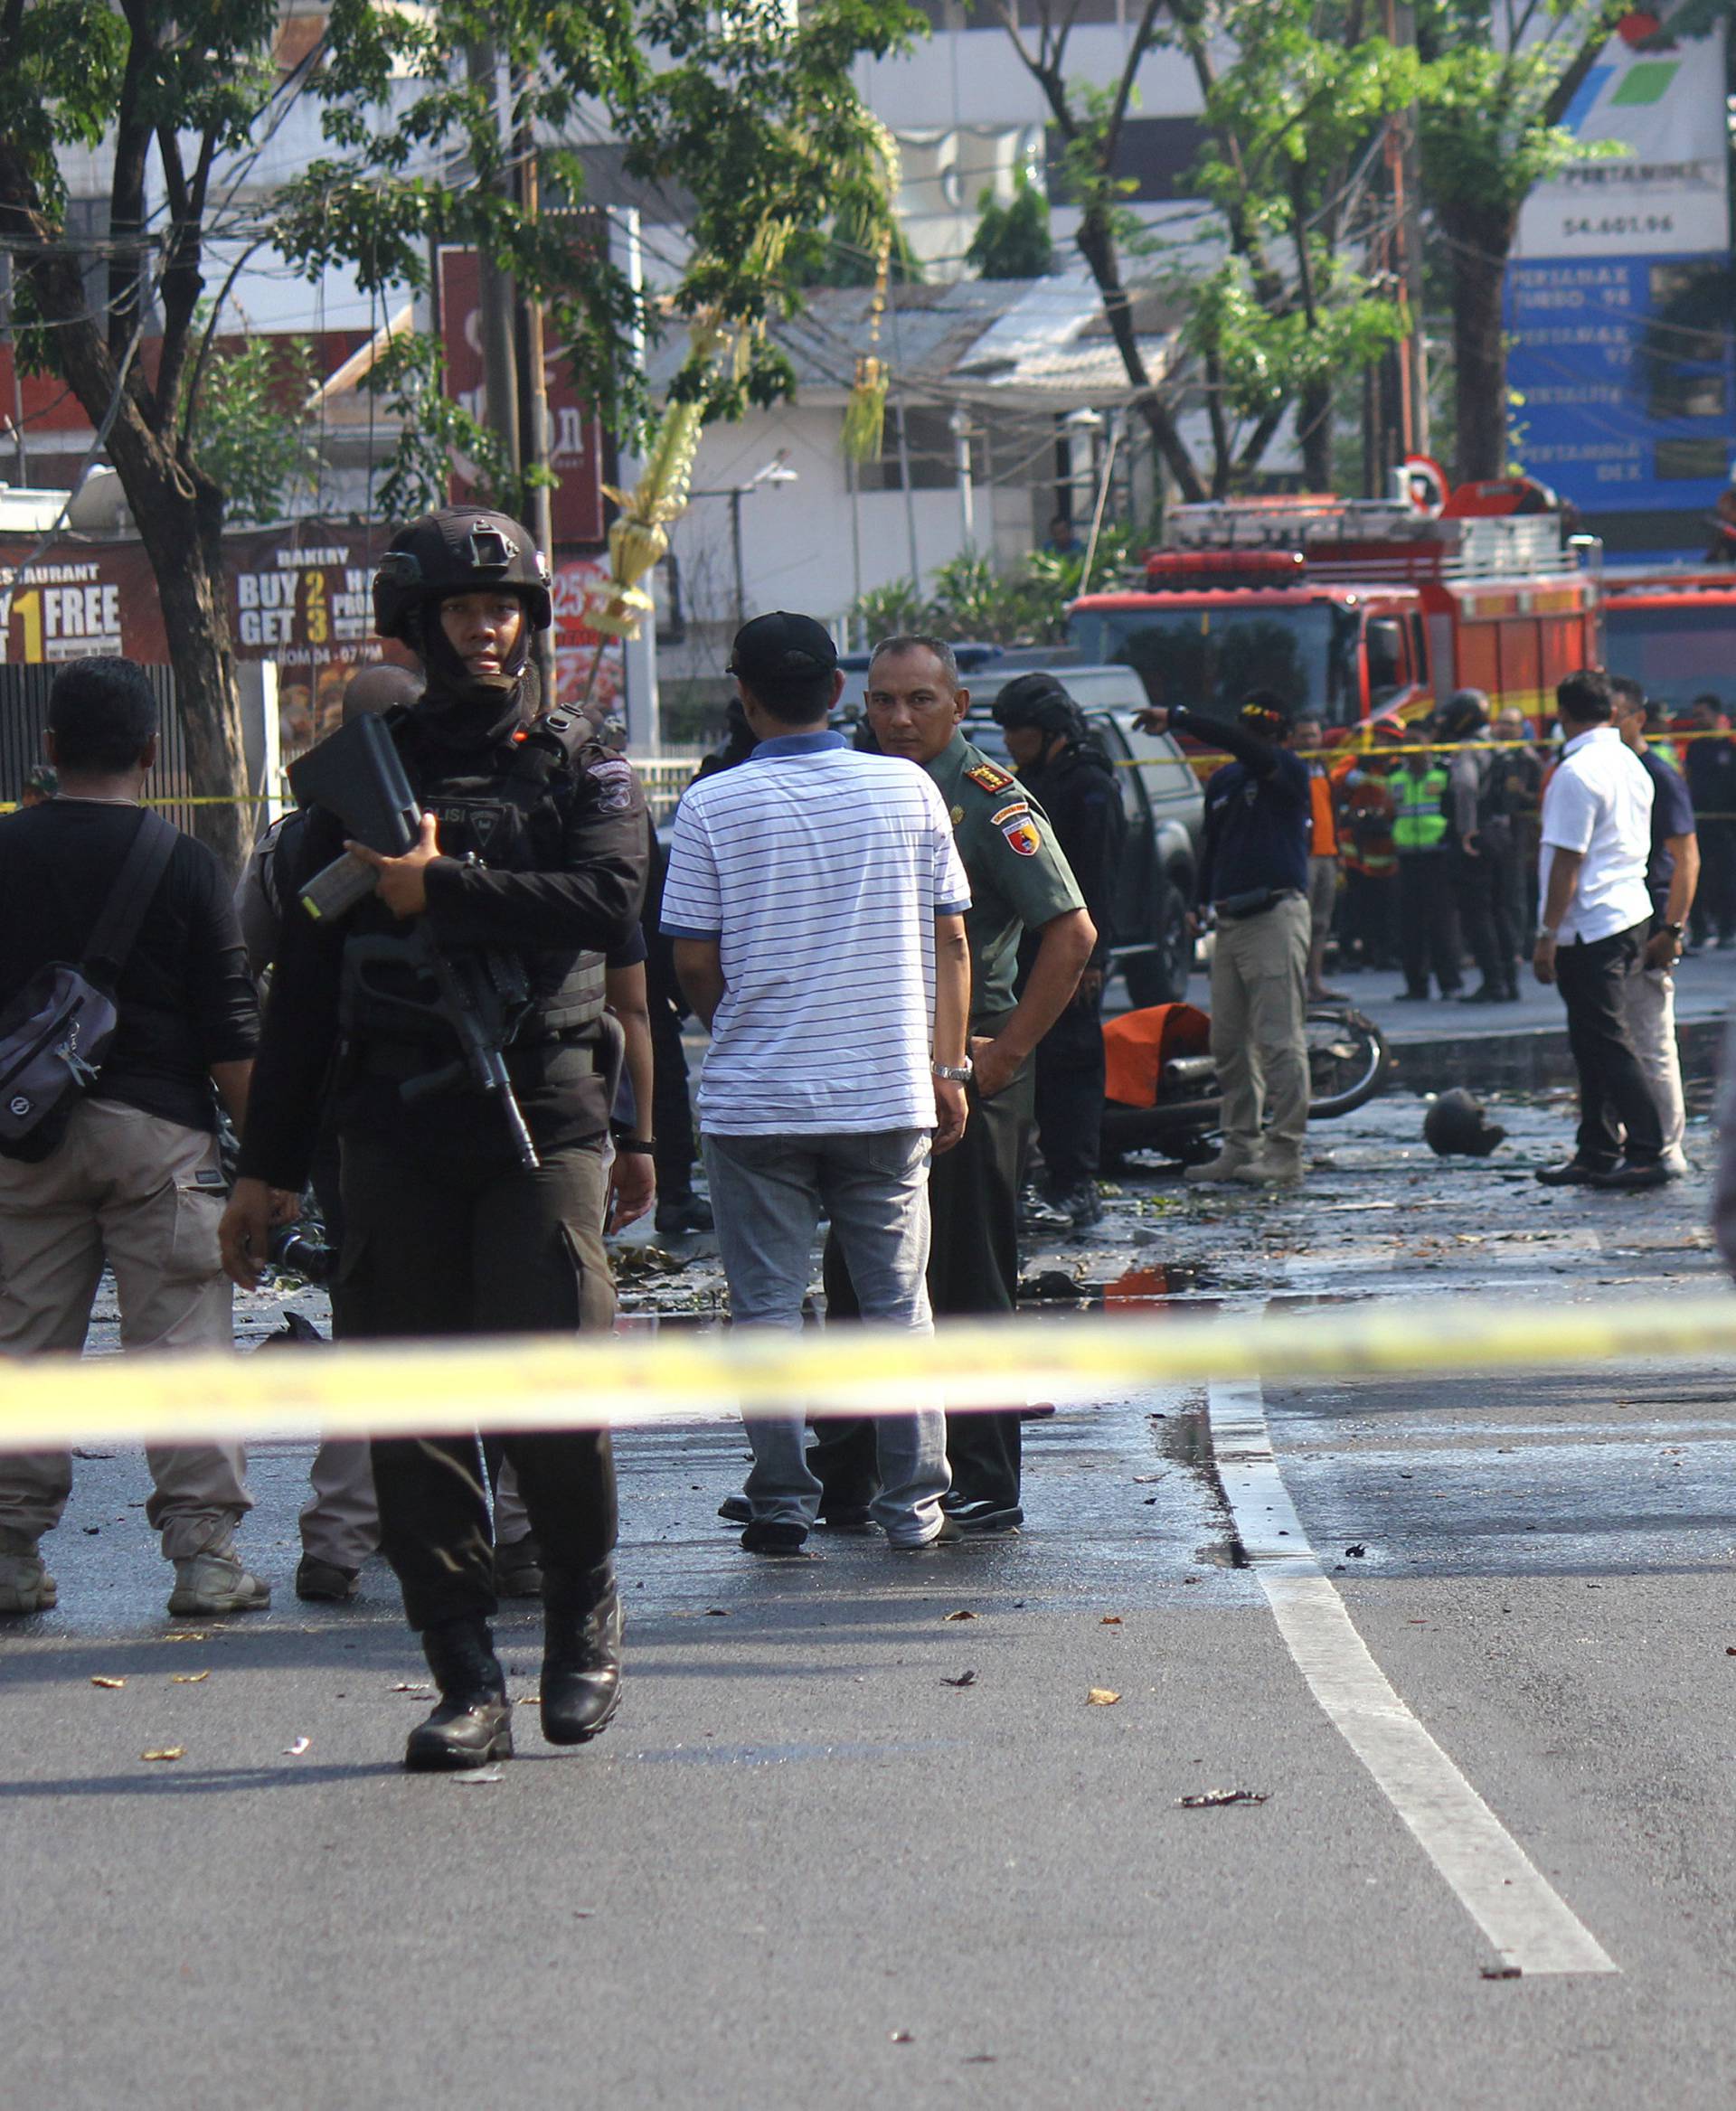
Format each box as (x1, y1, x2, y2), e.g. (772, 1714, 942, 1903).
(287, 714, 541, 1172)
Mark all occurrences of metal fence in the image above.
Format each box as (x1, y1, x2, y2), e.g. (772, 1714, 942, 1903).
(0, 664, 204, 831)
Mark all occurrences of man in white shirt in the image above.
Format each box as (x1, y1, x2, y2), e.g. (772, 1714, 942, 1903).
(661, 611, 974, 1555)
(1533, 668, 1666, 1190)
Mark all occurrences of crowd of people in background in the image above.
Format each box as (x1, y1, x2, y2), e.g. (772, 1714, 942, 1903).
(1304, 685, 1736, 1004)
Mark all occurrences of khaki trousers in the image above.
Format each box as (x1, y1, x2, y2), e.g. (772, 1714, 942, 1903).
(0, 1098, 249, 1560)
(298, 1440, 532, 1570)
(1210, 893, 1310, 1162)
(1620, 963, 1685, 1164)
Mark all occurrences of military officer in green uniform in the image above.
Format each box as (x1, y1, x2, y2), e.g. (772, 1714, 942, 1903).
(816, 634, 1094, 1531)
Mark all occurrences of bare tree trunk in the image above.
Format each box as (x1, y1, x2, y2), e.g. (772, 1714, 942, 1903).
(1074, 208, 1208, 504)
(1440, 200, 1517, 485)
(99, 405, 252, 873)
(1298, 377, 1333, 490)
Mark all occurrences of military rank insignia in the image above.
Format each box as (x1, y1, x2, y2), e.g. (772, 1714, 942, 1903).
(965, 760, 1015, 795)
(991, 800, 1042, 857)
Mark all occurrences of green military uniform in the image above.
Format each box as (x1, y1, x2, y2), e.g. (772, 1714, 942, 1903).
(820, 730, 1085, 1523)
(1392, 757, 1462, 999)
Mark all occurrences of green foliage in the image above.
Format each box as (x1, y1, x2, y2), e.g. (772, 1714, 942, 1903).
(847, 526, 1144, 647)
(1415, 1, 1629, 220)
(790, 207, 923, 288)
(363, 335, 522, 524)
(184, 332, 321, 526)
(966, 172, 1055, 279)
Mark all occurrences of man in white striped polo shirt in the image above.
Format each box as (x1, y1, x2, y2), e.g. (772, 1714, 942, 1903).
(661, 611, 974, 1555)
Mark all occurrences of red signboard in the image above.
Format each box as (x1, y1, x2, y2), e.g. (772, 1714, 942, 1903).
(2, 522, 625, 745)
(0, 523, 388, 753)
(437, 247, 607, 548)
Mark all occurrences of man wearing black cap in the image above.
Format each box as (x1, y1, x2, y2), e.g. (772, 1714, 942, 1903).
(1136, 690, 1311, 1185)
(992, 672, 1126, 1230)
(222, 506, 649, 1771)
(663, 612, 974, 1556)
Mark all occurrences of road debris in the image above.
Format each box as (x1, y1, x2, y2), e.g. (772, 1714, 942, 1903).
(1177, 1788, 1268, 1808)
(140, 1747, 185, 1762)
(171, 1671, 210, 1684)
(451, 1767, 504, 1785)
(1100, 1615, 1123, 1626)
(942, 1609, 976, 1623)
(284, 1736, 311, 1756)
(90, 1675, 125, 1690)
(941, 1670, 977, 1688)
(1087, 1688, 1121, 1706)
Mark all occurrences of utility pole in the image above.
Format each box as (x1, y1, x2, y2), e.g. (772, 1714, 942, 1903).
(465, 45, 522, 495)
(514, 95, 558, 707)
(1383, 0, 1430, 466)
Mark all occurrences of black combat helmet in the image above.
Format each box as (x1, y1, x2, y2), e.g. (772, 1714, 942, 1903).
(993, 672, 1088, 747)
(1422, 1087, 1506, 1158)
(373, 508, 553, 645)
(1436, 688, 1491, 742)
(372, 507, 553, 710)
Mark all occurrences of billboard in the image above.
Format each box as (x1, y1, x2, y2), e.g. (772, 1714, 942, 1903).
(437, 246, 609, 547)
(1505, 12, 1731, 536)
(0, 525, 627, 746)
(1514, 14, 1730, 262)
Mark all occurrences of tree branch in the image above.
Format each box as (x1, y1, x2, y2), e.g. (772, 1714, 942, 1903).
(108, 0, 155, 362)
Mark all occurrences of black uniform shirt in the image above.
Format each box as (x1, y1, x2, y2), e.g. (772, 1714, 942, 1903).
(1178, 707, 1309, 904)
(238, 702, 649, 1191)
(1014, 740, 1126, 971)
(0, 800, 258, 1134)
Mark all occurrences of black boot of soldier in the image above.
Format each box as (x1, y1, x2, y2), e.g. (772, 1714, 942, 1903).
(403, 1615, 513, 1773)
(541, 1560, 623, 1746)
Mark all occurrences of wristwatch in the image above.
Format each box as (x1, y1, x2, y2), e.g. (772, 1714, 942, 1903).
(1663, 921, 1685, 939)
(932, 1060, 973, 1083)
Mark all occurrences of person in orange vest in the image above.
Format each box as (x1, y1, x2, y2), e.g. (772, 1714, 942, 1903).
(1296, 717, 1345, 1000)
(1335, 743, 1401, 974)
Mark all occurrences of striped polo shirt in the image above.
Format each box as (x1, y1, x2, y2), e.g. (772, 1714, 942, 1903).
(661, 731, 972, 1136)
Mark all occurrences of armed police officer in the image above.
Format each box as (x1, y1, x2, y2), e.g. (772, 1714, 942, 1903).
(221, 508, 649, 1772)
(991, 673, 1126, 1232)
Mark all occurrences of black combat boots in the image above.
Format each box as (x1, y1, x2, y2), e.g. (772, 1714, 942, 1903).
(403, 1614, 513, 1772)
(540, 1560, 623, 1746)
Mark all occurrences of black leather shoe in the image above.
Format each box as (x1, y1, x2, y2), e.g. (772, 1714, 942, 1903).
(1587, 1160, 1669, 1192)
(1458, 985, 1504, 1004)
(716, 1494, 751, 1525)
(817, 1503, 874, 1532)
(741, 1520, 814, 1558)
(1535, 1160, 1600, 1186)
(540, 1563, 622, 1746)
(493, 1534, 543, 1598)
(656, 1192, 713, 1237)
(404, 1616, 512, 1772)
(1392, 989, 1432, 1003)
(940, 1495, 1024, 1533)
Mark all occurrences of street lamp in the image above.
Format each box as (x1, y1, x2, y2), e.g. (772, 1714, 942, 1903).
(692, 450, 800, 629)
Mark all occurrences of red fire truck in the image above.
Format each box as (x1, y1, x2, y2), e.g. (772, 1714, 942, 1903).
(1067, 488, 1601, 737)
(1602, 570, 1736, 720)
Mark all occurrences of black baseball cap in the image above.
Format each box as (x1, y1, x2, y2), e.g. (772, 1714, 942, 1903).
(728, 611, 839, 689)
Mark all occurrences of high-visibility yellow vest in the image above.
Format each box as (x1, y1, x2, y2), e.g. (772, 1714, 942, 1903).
(1392, 763, 1450, 852)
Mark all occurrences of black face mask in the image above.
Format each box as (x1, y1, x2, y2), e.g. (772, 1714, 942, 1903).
(410, 595, 535, 748)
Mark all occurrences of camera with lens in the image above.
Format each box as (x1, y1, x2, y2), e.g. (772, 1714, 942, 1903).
(268, 1224, 334, 1285)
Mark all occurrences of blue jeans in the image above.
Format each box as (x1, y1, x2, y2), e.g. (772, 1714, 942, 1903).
(701, 1128, 949, 1546)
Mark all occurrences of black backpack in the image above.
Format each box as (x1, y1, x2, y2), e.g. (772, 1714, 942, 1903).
(0, 809, 178, 1162)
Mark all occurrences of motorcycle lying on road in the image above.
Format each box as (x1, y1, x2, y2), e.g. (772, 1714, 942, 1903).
(1099, 1000, 1391, 1167)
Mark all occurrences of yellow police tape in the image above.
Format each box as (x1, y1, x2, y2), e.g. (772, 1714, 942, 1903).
(5, 1291, 1734, 1454)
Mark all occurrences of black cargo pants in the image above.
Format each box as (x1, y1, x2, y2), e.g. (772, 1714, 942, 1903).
(812, 1060, 1032, 1514)
(341, 1125, 618, 1630)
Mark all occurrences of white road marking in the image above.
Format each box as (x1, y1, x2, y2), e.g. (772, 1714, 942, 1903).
(1207, 1376, 1618, 1978)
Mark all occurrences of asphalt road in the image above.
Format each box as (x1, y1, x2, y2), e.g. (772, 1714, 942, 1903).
(5, 1087, 1736, 2110)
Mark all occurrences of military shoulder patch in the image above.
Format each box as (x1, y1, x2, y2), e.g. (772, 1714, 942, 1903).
(998, 810, 1043, 857)
(965, 760, 1015, 795)
(990, 800, 1030, 827)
